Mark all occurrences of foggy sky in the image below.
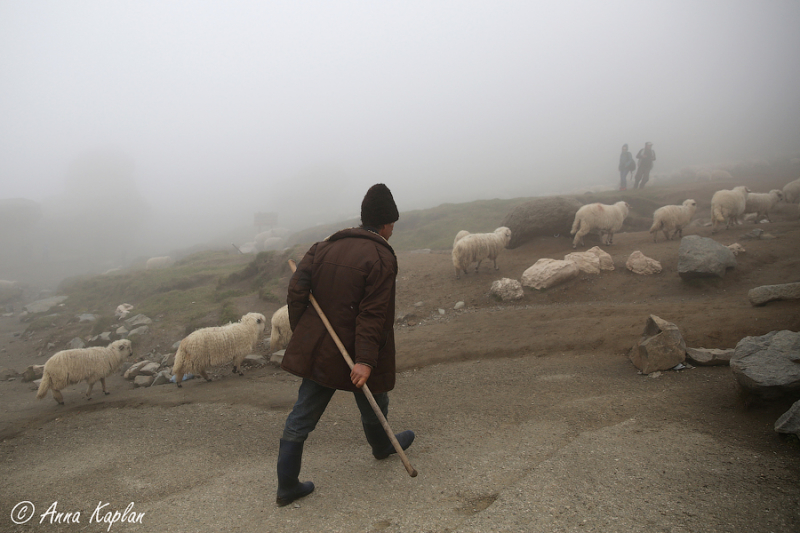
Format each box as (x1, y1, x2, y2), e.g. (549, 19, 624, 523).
(2, 0, 800, 252)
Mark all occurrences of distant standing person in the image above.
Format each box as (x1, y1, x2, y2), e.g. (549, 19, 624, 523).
(634, 142, 656, 189)
(618, 144, 635, 190)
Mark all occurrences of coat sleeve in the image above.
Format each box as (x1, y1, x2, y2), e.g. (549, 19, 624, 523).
(286, 243, 317, 331)
(353, 251, 395, 368)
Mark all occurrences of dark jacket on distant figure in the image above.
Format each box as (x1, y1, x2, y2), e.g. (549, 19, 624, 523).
(619, 151, 635, 172)
(281, 227, 397, 393)
(636, 147, 656, 170)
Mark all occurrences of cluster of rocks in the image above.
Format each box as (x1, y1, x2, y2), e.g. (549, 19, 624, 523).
(629, 314, 800, 438)
(489, 246, 615, 298)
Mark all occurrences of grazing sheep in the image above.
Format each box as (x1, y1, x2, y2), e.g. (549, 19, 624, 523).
(783, 178, 800, 204)
(452, 227, 512, 279)
(744, 189, 784, 222)
(172, 312, 267, 387)
(36, 339, 133, 405)
(570, 201, 631, 248)
(146, 256, 174, 270)
(452, 230, 470, 249)
(649, 199, 697, 242)
(711, 186, 750, 233)
(270, 305, 291, 352)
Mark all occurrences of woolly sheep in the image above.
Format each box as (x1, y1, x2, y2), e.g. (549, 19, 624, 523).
(783, 178, 800, 204)
(453, 230, 470, 249)
(744, 189, 784, 222)
(146, 256, 174, 270)
(270, 305, 291, 352)
(711, 186, 750, 233)
(36, 339, 133, 405)
(172, 312, 267, 387)
(649, 199, 697, 242)
(570, 201, 631, 248)
(452, 227, 512, 279)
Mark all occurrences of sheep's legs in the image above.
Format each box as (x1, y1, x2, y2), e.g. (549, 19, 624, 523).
(175, 373, 184, 388)
(474, 260, 482, 273)
(100, 377, 109, 395)
(52, 389, 64, 405)
(572, 228, 589, 248)
(200, 370, 211, 382)
(85, 381, 95, 400)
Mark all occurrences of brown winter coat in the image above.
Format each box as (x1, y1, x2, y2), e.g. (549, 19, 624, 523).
(281, 227, 397, 393)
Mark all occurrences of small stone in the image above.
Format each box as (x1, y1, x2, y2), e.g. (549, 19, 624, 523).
(67, 337, 85, 350)
(134, 375, 154, 387)
(454, 301, 465, 310)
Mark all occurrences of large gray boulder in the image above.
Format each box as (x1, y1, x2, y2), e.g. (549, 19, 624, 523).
(730, 330, 800, 401)
(629, 315, 686, 374)
(748, 282, 800, 307)
(500, 196, 583, 249)
(678, 235, 737, 279)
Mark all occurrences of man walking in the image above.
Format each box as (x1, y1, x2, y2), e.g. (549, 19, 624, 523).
(275, 183, 415, 506)
(634, 142, 656, 189)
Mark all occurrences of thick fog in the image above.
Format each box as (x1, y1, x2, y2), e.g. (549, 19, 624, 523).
(1, 1, 799, 284)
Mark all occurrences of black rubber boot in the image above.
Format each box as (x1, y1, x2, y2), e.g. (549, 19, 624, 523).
(276, 439, 315, 506)
(363, 423, 415, 460)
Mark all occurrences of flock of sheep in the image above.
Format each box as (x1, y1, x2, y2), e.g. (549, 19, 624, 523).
(452, 177, 800, 277)
(33, 177, 800, 405)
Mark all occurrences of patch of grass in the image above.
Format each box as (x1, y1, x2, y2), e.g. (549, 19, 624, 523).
(136, 286, 218, 325)
(218, 300, 240, 325)
(258, 279, 283, 303)
(24, 314, 62, 334)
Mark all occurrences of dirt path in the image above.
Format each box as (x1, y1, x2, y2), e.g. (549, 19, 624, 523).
(1, 177, 799, 532)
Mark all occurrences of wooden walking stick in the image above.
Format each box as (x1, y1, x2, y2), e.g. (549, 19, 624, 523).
(288, 260, 418, 478)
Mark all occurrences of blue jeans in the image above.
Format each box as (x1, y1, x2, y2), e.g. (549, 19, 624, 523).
(282, 378, 389, 442)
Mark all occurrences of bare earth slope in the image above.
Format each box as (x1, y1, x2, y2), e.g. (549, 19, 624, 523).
(1, 175, 799, 532)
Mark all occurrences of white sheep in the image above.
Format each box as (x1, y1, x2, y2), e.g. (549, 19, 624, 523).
(269, 305, 291, 352)
(146, 256, 174, 270)
(711, 186, 751, 233)
(36, 339, 133, 405)
(570, 201, 631, 248)
(452, 227, 512, 279)
(452, 230, 470, 249)
(744, 189, 784, 222)
(782, 178, 800, 204)
(172, 312, 267, 387)
(649, 199, 697, 242)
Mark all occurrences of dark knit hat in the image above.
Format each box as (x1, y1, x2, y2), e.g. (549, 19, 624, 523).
(361, 183, 399, 227)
